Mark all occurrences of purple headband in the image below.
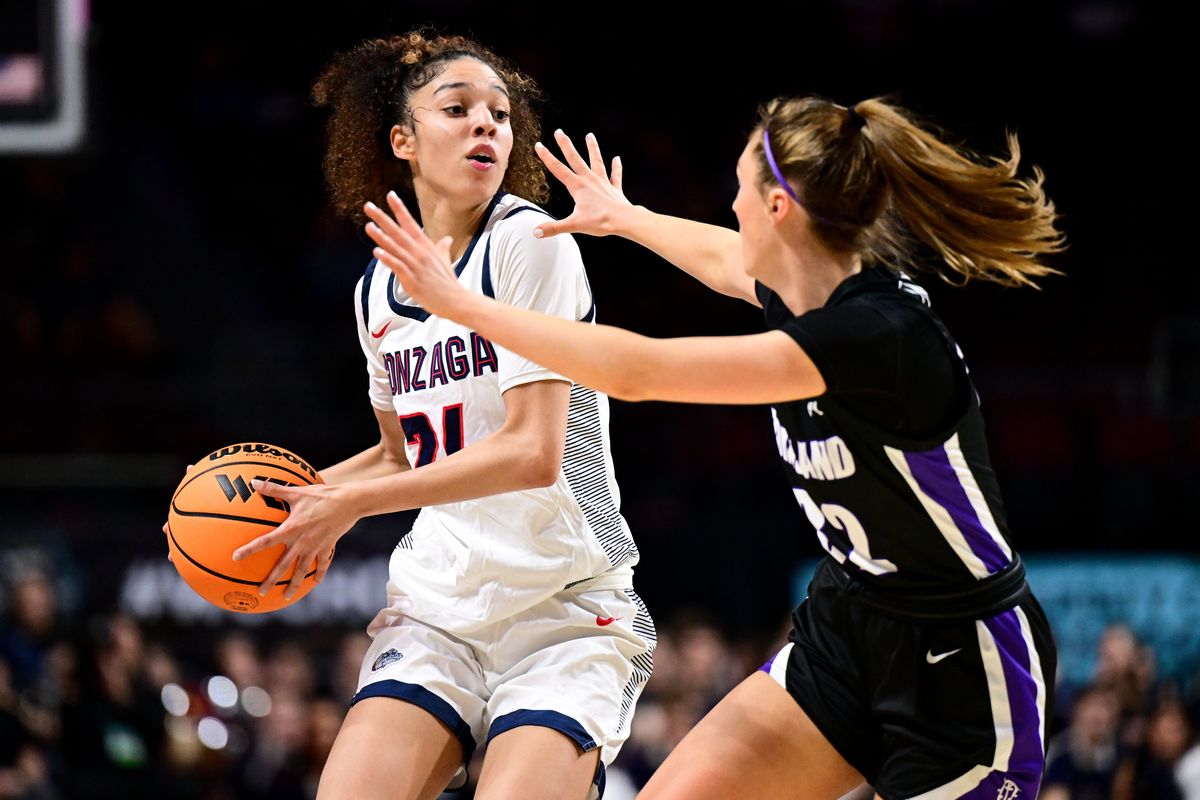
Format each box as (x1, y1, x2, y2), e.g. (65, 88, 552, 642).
(761, 125, 858, 230)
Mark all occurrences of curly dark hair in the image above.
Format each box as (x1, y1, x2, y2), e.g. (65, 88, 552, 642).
(312, 30, 548, 226)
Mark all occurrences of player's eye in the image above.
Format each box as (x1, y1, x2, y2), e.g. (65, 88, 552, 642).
(493, 109, 510, 121)
(444, 105, 465, 115)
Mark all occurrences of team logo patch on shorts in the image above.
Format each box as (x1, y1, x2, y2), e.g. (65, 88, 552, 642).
(371, 648, 405, 671)
(996, 779, 1021, 799)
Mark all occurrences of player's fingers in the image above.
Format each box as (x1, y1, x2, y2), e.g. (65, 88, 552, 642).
(611, 155, 623, 191)
(260, 547, 296, 595)
(313, 550, 333, 584)
(533, 215, 579, 239)
(553, 129, 592, 176)
(365, 215, 433, 273)
(584, 132, 606, 177)
(434, 235, 454, 268)
(185, 463, 195, 473)
(249, 478, 297, 500)
(373, 246, 417, 287)
(385, 191, 428, 242)
(364, 202, 420, 255)
(231, 528, 284, 561)
(534, 141, 579, 187)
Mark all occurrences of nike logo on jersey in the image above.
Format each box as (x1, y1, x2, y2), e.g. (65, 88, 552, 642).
(371, 321, 392, 338)
(596, 616, 620, 626)
(926, 648, 962, 664)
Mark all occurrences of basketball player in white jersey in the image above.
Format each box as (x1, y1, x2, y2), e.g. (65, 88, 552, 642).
(231, 32, 654, 800)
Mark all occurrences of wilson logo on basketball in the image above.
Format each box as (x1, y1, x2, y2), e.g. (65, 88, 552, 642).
(215, 474, 294, 512)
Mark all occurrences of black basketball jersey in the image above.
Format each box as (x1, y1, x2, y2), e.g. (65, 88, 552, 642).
(758, 266, 1017, 595)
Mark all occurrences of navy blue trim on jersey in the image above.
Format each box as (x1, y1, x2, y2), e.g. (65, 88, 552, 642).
(385, 273, 433, 322)
(351, 679, 476, 762)
(382, 192, 508, 321)
(486, 709, 597, 752)
(480, 202, 554, 300)
(361, 258, 377, 330)
(594, 762, 607, 798)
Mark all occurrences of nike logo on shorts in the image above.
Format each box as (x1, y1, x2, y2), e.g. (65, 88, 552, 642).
(926, 648, 962, 664)
(596, 616, 620, 626)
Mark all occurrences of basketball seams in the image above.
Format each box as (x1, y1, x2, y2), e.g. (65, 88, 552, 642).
(166, 521, 318, 587)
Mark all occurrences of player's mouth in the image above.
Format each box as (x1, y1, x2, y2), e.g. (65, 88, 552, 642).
(467, 145, 497, 171)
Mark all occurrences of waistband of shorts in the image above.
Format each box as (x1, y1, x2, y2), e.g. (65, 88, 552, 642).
(824, 556, 1030, 622)
(561, 565, 635, 594)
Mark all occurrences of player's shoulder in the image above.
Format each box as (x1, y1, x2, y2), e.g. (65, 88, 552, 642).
(489, 193, 559, 241)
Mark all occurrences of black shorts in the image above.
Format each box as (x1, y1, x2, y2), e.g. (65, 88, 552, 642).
(760, 559, 1057, 799)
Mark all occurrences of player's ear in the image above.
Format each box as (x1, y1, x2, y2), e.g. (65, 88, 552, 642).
(766, 187, 792, 224)
(391, 123, 416, 161)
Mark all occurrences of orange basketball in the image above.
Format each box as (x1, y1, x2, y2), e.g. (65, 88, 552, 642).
(166, 442, 325, 613)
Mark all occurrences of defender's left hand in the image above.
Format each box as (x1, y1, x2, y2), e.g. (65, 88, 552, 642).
(365, 192, 468, 320)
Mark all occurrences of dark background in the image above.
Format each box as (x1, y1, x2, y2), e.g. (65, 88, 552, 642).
(0, 0, 1187, 640)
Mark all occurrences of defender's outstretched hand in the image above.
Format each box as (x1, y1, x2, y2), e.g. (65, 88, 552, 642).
(532, 130, 632, 239)
(364, 192, 470, 321)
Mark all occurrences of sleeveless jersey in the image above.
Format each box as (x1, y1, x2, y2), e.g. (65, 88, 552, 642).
(355, 192, 638, 633)
(758, 267, 1017, 594)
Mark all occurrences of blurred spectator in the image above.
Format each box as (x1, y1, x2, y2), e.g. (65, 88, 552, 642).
(1113, 700, 1193, 800)
(1042, 685, 1122, 800)
(0, 657, 54, 800)
(1093, 623, 1159, 748)
(265, 643, 315, 701)
(234, 691, 310, 800)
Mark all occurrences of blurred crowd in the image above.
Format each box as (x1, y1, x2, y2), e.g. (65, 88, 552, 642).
(3, 564, 1200, 800)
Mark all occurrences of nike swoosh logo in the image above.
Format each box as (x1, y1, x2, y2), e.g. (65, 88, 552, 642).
(370, 321, 392, 339)
(926, 648, 962, 664)
(595, 616, 620, 626)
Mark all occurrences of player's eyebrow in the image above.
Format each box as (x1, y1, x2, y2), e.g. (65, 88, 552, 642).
(434, 81, 509, 98)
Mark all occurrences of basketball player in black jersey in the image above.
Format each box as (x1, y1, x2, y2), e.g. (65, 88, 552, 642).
(365, 95, 1065, 800)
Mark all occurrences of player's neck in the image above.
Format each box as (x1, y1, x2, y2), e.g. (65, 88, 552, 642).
(413, 191, 492, 263)
(769, 239, 862, 315)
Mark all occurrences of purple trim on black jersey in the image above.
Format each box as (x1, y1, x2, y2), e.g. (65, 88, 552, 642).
(982, 610, 1045, 788)
(903, 446, 1011, 573)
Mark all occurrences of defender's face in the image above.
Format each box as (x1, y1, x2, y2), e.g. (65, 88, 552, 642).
(398, 58, 514, 204)
(733, 138, 770, 279)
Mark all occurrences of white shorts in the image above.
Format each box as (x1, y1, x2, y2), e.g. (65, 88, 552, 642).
(352, 575, 656, 798)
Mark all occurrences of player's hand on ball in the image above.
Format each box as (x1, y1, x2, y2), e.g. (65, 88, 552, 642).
(364, 192, 468, 320)
(231, 480, 354, 599)
(532, 130, 632, 239)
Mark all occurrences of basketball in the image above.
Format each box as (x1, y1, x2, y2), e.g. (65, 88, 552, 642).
(166, 442, 325, 613)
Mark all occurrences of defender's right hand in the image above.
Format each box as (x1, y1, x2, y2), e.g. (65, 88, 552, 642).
(533, 130, 633, 239)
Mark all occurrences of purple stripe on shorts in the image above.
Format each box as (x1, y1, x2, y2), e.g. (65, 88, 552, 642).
(957, 610, 1045, 799)
(904, 446, 1010, 573)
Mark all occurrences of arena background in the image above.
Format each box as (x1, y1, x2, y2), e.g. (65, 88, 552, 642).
(1, 2, 1193, 798)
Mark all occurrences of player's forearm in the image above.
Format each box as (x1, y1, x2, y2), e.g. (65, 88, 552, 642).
(611, 205, 752, 301)
(450, 294, 661, 402)
(319, 441, 409, 485)
(339, 427, 559, 517)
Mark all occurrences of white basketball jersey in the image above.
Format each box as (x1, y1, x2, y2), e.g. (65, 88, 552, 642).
(354, 192, 639, 634)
